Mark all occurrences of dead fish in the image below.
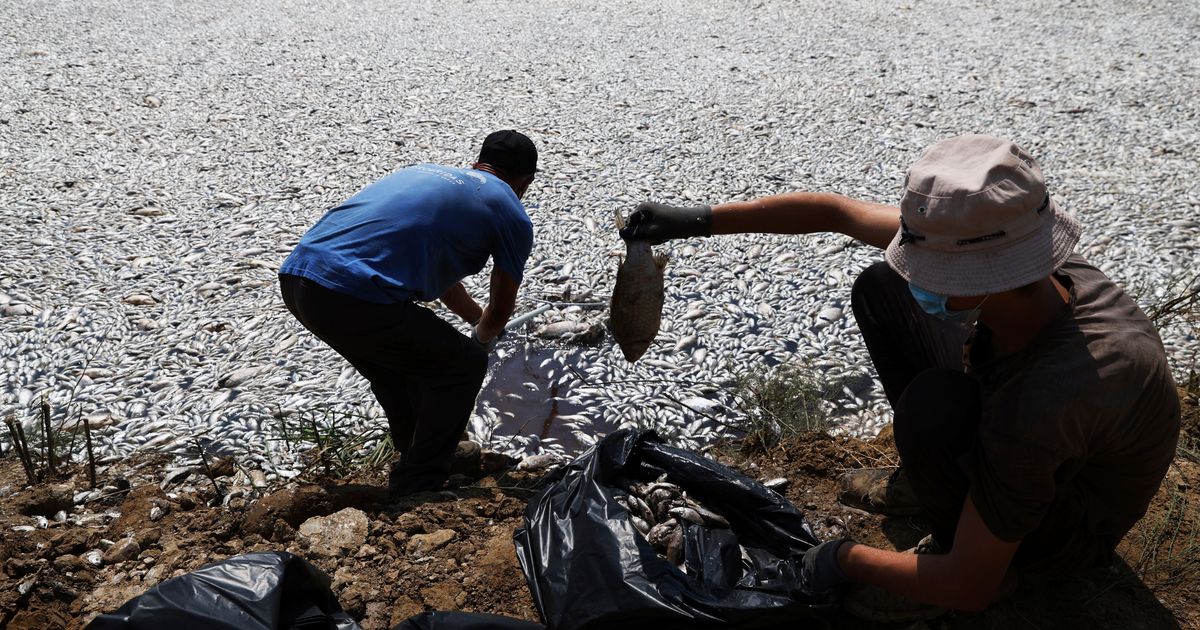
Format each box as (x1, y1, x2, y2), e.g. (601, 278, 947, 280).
(688, 502, 731, 528)
(665, 527, 685, 565)
(535, 320, 592, 338)
(762, 477, 790, 491)
(610, 209, 668, 362)
(668, 506, 705, 526)
(517, 453, 562, 471)
(627, 492, 656, 525)
(646, 519, 679, 549)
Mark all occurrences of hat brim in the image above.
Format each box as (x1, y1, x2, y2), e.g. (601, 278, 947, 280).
(884, 198, 1082, 296)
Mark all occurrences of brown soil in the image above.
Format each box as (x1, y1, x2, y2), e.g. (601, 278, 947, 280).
(1, 390, 1197, 629)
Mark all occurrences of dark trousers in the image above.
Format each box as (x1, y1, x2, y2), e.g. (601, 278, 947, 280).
(851, 262, 1112, 572)
(279, 274, 487, 487)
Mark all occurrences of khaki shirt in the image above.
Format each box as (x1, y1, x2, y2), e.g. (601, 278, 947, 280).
(963, 256, 1180, 543)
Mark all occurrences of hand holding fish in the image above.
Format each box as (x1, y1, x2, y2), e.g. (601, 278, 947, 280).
(619, 202, 713, 244)
(611, 210, 669, 362)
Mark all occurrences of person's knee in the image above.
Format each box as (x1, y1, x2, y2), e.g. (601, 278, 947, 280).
(851, 261, 901, 315)
(894, 368, 979, 446)
(464, 343, 488, 381)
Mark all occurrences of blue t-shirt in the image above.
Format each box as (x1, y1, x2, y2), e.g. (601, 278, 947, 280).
(280, 164, 534, 304)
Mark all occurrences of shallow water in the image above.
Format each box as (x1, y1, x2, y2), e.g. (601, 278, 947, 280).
(474, 340, 591, 454)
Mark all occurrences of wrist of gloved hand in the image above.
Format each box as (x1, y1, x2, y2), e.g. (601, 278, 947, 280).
(619, 201, 713, 244)
(471, 324, 499, 352)
(802, 539, 850, 595)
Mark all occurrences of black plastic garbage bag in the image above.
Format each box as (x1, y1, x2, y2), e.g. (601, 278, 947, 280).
(513, 429, 835, 629)
(86, 551, 361, 630)
(394, 611, 545, 629)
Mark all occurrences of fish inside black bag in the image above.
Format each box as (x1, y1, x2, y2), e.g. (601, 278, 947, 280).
(513, 429, 837, 629)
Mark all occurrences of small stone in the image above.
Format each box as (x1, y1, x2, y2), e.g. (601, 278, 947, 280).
(249, 470, 268, 489)
(149, 506, 165, 522)
(396, 513, 426, 535)
(53, 554, 85, 572)
(297, 508, 369, 557)
(143, 566, 164, 586)
(102, 539, 141, 565)
(208, 456, 237, 478)
(271, 518, 296, 543)
(84, 551, 104, 567)
(406, 529, 456, 556)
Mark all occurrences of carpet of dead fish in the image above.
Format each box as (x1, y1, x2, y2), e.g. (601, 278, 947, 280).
(1, 0, 1197, 486)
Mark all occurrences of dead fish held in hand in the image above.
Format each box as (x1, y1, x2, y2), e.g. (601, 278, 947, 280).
(610, 210, 668, 362)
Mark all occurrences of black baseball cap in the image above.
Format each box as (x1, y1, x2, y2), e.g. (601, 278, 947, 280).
(477, 130, 538, 176)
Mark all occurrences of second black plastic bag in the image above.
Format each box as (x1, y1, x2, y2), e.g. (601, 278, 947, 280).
(513, 429, 835, 629)
(86, 551, 361, 630)
(393, 611, 545, 629)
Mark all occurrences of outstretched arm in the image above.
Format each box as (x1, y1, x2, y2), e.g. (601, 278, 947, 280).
(711, 192, 900, 250)
(621, 193, 900, 250)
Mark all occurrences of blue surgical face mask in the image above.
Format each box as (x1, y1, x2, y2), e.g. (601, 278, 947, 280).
(908, 283, 989, 325)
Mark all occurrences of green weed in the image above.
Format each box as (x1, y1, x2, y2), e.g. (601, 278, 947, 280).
(729, 361, 834, 450)
(273, 404, 393, 478)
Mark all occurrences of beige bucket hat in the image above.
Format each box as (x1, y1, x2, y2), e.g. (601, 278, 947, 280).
(884, 134, 1082, 296)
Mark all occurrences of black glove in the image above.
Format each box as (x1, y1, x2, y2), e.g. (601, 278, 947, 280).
(801, 539, 849, 595)
(619, 202, 713, 244)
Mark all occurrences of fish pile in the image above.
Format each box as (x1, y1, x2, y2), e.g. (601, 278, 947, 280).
(610, 210, 669, 363)
(3, 0, 1197, 476)
(613, 474, 731, 567)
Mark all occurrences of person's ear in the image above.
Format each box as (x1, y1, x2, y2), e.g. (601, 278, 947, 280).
(516, 174, 535, 199)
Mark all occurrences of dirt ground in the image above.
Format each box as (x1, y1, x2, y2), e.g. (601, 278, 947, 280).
(1, 390, 1196, 629)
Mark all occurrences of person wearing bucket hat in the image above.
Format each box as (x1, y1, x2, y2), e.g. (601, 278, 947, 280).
(622, 134, 1179, 619)
(279, 130, 538, 497)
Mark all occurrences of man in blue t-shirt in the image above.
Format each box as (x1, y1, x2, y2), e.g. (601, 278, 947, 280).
(279, 130, 537, 496)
